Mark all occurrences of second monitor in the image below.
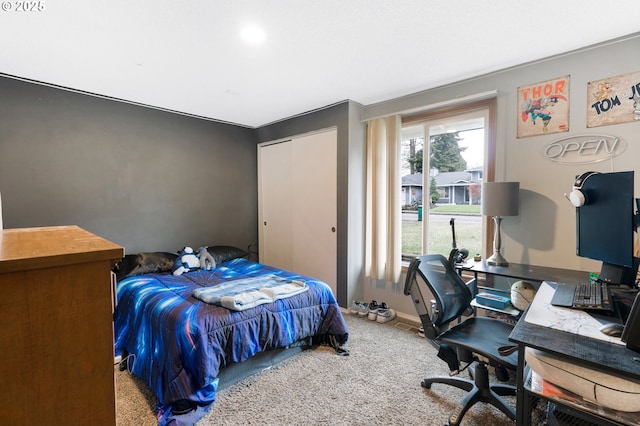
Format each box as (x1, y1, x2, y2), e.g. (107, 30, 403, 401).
(574, 170, 639, 287)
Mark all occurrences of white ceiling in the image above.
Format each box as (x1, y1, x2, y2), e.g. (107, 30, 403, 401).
(2, 0, 640, 128)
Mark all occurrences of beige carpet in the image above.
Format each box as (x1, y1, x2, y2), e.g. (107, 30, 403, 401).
(115, 313, 541, 425)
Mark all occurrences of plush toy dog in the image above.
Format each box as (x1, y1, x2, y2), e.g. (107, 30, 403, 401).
(198, 246, 216, 271)
(172, 246, 200, 276)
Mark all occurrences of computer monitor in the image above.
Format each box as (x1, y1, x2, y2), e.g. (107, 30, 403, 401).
(574, 171, 639, 287)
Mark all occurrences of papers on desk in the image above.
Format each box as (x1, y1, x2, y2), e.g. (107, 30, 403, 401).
(525, 282, 624, 345)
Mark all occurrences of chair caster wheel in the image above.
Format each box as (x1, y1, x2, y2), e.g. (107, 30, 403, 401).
(495, 364, 509, 382)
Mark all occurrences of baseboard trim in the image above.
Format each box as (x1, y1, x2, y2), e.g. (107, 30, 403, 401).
(396, 311, 420, 326)
(340, 306, 420, 327)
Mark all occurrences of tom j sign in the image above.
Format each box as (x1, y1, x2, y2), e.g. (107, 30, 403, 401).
(587, 71, 640, 127)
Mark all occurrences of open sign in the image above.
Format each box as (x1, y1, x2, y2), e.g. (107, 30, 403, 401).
(543, 134, 626, 164)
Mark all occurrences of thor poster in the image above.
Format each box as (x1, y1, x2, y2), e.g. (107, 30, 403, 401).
(517, 75, 570, 138)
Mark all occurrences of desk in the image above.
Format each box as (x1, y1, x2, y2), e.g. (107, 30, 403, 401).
(458, 260, 589, 318)
(509, 284, 640, 425)
(457, 260, 589, 289)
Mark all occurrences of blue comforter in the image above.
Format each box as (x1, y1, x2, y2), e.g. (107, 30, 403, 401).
(113, 258, 348, 423)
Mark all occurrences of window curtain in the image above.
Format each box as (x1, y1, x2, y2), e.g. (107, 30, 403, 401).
(365, 115, 402, 284)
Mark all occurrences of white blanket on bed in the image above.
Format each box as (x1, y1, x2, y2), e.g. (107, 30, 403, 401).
(192, 274, 308, 311)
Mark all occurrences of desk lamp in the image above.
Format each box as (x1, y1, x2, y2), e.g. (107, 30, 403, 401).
(482, 182, 520, 266)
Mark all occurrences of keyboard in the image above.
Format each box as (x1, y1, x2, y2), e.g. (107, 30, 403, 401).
(550, 281, 613, 311)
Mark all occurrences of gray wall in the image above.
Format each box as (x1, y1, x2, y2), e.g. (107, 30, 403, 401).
(0, 80, 365, 307)
(0, 77, 258, 254)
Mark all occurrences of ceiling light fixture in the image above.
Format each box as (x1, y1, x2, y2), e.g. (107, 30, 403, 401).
(240, 26, 266, 44)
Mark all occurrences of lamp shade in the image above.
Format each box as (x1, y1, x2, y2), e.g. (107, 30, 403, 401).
(481, 182, 520, 217)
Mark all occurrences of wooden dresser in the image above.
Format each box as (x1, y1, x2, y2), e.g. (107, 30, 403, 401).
(0, 226, 124, 425)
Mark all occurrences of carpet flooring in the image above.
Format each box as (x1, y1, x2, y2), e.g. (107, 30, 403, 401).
(115, 313, 543, 425)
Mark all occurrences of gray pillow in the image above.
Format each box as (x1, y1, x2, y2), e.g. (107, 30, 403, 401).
(114, 252, 178, 281)
(206, 245, 249, 264)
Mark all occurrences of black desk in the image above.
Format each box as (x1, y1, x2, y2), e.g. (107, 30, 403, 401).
(509, 291, 640, 425)
(457, 261, 590, 319)
(457, 260, 589, 288)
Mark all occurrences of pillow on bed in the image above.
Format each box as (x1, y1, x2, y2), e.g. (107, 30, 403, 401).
(206, 245, 249, 264)
(114, 252, 178, 281)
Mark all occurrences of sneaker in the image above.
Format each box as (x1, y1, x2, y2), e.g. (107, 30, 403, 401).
(349, 300, 363, 315)
(367, 300, 380, 321)
(417, 325, 425, 338)
(376, 303, 396, 323)
(357, 302, 370, 317)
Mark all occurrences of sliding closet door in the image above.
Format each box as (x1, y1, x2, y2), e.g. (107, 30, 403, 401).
(291, 129, 337, 293)
(258, 140, 293, 271)
(258, 128, 337, 295)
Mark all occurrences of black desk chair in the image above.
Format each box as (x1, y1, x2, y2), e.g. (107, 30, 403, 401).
(404, 254, 518, 426)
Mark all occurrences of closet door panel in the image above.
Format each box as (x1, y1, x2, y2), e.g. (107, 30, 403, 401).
(291, 129, 337, 294)
(258, 141, 293, 271)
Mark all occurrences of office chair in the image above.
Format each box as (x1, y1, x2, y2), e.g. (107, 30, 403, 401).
(404, 254, 518, 426)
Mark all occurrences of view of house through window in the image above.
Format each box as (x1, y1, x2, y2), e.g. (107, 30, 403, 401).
(401, 112, 487, 259)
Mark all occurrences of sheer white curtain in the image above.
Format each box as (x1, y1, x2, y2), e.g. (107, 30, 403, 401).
(365, 116, 402, 284)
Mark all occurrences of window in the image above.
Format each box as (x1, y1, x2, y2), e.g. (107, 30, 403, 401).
(401, 98, 496, 260)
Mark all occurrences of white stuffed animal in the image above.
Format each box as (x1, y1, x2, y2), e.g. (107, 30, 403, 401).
(198, 246, 216, 271)
(172, 246, 200, 276)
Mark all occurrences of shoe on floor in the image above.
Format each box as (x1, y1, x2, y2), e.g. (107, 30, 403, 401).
(367, 300, 380, 321)
(357, 302, 370, 317)
(376, 303, 396, 323)
(417, 325, 425, 338)
(350, 300, 365, 315)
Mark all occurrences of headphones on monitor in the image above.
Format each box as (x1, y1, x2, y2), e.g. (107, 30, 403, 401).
(568, 171, 599, 207)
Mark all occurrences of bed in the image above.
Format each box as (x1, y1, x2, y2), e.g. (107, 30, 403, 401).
(113, 246, 349, 425)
